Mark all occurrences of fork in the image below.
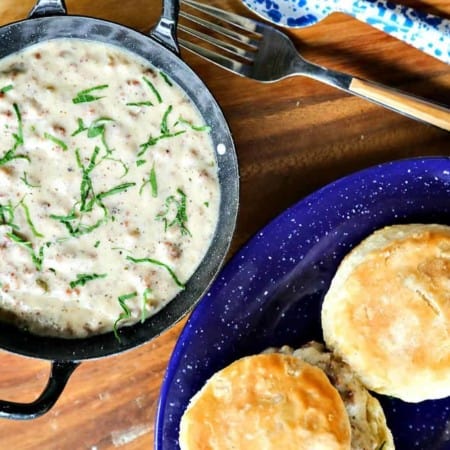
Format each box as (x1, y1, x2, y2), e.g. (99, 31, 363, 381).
(179, 0, 450, 132)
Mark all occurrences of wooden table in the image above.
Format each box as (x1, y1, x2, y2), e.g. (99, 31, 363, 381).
(0, 0, 448, 448)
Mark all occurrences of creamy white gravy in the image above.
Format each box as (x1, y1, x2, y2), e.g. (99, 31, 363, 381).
(0, 39, 220, 338)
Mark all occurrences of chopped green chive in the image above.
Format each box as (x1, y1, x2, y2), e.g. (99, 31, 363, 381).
(6, 232, 45, 271)
(96, 182, 136, 202)
(19, 199, 44, 238)
(126, 101, 153, 107)
(69, 273, 107, 289)
(87, 117, 114, 139)
(139, 164, 157, 197)
(0, 84, 13, 94)
(136, 159, 146, 167)
(44, 132, 68, 151)
(156, 188, 191, 236)
(0, 201, 18, 229)
(20, 172, 41, 188)
(113, 291, 138, 341)
(141, 287, 153, 323)
(0, 103, 29, 167)
(159, 71, 173, 86)
(71, 118, 87, 137)
(176, 116, 211, 132)
(160, 105, 172, 135)
(143, 76, 162, 104)
(94, 240, 100, 248)
(72, 84, 109, 104)
(138, 105, 186, 156)
(126, 256, 185, 288)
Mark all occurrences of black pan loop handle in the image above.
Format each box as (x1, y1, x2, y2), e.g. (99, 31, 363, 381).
(150, 0, 180, 54)
(0, 360, 79, 420)
(28, 0, 67, 19)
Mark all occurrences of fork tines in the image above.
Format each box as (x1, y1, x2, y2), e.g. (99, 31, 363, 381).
(181, 0, 262, 35)
(179, 0, 263, 73)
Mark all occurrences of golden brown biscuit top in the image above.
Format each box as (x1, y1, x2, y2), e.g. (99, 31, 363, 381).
(322, 224, 450, 402)
(179, 353, 351, 450)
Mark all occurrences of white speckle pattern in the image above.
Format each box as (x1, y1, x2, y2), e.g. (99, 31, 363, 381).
(156, 157, 450, 450)
(242, 0, 450, 63)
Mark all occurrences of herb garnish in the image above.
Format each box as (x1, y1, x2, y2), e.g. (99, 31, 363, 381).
(6, 232, 45, 271)
(50, 208, 108, 238)
(51, 145, 135, 238)
(143, 76, 162, 104)
(139, 164, 157, 197)
(156, 188, 191, 236)
(0, 103, 29, 167)
(113, 291, 137, 341)
(126, 101, 153, 107)
(72, 84, 109, 104)
(20, 172, 41, 188)
(141, 287, 153, 323)
(96, 182, 136, 202)
(175, 116, 211, 132)
(19, 199, 44, 238)
(44, 132, 68, 151)
(0, 201, 18, 230)
(76, 146, 100, 213)
(72, 117, 128, 177)
(126, 256, 185, 288)
(0, 197, 43, 238)
(69, 273, 107, 289)
(136, 159, 146, 167)
(138, 105, 186, 156)
(72, 117, 113, 148)
(159, 71, 173, 87)
(0, 84, 13, 94)
(126, 74, 166, 107)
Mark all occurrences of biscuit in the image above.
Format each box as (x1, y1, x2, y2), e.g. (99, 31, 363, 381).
(322, 223, 450, 402)
(179, 352, 351, 450)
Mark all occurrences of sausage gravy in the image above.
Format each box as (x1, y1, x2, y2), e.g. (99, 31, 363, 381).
(0, 39, 220, 338)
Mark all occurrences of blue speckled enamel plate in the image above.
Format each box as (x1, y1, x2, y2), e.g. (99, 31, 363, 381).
(155, 157, 450, 450)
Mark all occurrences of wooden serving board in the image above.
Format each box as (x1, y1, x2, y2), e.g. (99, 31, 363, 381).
(0, 0, 448, 449)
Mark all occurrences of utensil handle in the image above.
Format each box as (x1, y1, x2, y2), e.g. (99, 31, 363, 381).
(151, 0, 180, 54)
(343, 0, 449, 63)
(349, 77, 450, 131)
(28, 0, 67, 18)
(295, 58, 450, 131)
(0, 360, 79, 420)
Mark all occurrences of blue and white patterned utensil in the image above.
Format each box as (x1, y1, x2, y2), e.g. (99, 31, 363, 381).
(241, 0, 450, 64)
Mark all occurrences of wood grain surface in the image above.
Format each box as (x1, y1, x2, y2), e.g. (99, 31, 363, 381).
(0, 0, 448, 449)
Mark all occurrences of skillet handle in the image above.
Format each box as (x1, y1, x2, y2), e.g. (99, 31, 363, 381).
(151, 0, 180, 54)
(0, 360, 79, 420)
(28, 0, 67, 19)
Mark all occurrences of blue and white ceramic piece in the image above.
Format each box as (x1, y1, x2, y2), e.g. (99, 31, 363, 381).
(241, 0, 450, 64)
(155, 157, 450, 450)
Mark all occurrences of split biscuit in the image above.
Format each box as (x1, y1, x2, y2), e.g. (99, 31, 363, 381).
(179, 352, 351, 450)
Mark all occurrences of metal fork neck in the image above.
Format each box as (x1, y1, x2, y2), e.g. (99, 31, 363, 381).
(290, 57, 352, 91)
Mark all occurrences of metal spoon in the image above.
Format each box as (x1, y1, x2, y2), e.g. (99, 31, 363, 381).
(241, 0, 450, 64)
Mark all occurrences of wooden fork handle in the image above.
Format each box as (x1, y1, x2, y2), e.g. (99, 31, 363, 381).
(349, 78, 450, 132)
